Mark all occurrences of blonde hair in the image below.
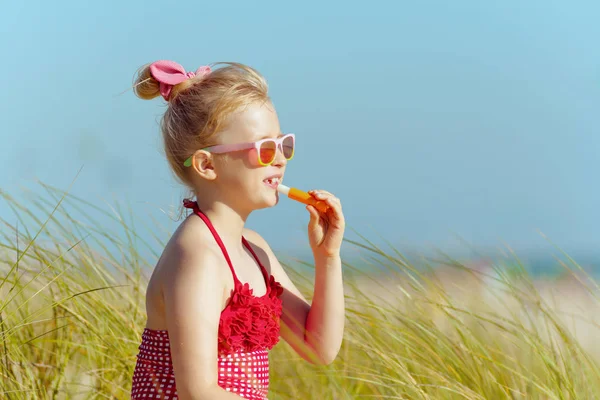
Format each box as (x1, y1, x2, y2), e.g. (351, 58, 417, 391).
(133, 62, 270, 199)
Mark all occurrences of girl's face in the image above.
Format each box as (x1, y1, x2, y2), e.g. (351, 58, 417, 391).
(196, 101, 292, 214)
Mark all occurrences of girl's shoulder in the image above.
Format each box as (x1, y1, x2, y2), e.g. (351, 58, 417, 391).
(145, 216, 231, 329)
(153, 216, 230, 292)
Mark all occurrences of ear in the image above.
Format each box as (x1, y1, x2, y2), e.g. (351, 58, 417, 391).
(190, 150, 217, 181)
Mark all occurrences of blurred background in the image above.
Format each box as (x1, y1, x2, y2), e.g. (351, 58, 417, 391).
(1, 0, 599, 272)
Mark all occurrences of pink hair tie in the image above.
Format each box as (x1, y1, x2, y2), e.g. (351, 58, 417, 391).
(149, 60, 211, 101)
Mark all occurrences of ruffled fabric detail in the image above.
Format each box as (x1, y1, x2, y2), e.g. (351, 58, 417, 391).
(182, 198, 285, 356)
(218, 277, 284, 355)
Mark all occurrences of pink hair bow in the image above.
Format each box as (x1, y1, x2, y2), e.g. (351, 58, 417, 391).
(149, 60, 211, 100)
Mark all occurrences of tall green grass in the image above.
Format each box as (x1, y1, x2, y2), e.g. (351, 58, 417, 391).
(1, 184, 600, 399)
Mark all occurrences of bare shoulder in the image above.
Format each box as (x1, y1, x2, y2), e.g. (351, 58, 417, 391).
(145, 216, 229, 329)
(160, 215, 225, 280)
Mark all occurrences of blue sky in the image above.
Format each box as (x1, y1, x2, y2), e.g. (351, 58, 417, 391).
(1, 0, 599, 261)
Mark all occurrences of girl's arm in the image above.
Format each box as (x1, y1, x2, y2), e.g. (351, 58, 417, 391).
(245, 190, 346, 365)
(162, 234, 244, 400)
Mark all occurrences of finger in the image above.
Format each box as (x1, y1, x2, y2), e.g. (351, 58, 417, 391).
(307, 190, 343, 219)
(309, 189, 332, 197)
(326, 196, 341, 207)
(322, 197, 343, 223)
(309, 191, 341, 213)
(306, 205, 320, 227)
(322, 196, 340, 209)
(309, 190, 338, 205)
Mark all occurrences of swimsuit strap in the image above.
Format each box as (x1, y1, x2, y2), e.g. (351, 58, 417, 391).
(183, 200, 271, 289)
(183, 199, 241, 285)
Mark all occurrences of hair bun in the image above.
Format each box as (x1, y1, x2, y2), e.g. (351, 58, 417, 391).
(133, 64, 162, 100)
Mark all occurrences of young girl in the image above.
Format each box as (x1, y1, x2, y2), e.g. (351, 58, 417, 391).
(129, 60, 346, 400)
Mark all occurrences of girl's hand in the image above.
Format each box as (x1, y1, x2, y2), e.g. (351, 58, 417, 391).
(306, 190, 345, 260)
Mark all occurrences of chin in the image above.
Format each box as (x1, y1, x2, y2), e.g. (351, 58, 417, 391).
(242, 182, 280, 212)
(255, 191, 279, 210)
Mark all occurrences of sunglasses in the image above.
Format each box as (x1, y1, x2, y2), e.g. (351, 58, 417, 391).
(184, 133, 295, 167)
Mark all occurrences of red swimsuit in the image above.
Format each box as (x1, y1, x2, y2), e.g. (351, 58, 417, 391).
(131, 200, 284, 399)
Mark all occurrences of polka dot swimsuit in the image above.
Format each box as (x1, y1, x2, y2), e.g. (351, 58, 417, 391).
(131, 200, 284, 399)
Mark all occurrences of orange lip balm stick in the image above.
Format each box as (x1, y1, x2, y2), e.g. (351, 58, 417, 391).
(276, 184, 330, 214)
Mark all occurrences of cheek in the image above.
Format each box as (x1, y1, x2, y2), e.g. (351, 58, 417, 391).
(219, 157, 263, 184)
(224, 149, 262, 169)
(246, 148, 263, 167)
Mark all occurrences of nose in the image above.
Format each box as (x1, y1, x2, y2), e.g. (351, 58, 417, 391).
(271, 143, 288, 167)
